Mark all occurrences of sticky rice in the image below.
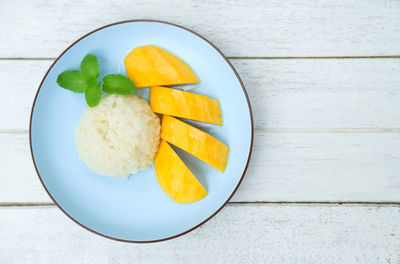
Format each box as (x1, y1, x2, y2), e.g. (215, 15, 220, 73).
(75, 94, 160, 178)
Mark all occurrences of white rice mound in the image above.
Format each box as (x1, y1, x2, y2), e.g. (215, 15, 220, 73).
(75, 94, 160, 178)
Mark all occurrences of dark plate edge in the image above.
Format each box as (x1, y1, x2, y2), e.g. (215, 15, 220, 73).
(29, 19, 254, 243)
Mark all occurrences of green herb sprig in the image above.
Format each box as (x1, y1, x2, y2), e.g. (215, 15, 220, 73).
(57, 54, 136, 107)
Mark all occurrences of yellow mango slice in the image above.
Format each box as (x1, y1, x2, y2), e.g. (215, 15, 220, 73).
(150, 86, 223, 125)
(124, 45, 200, 88)
(154, 140, 207, 203)
(161, 115, 229, 172)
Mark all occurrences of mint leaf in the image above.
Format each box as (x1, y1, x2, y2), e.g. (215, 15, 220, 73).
(57, 54, 136, 106)
(102, 74, 136, 95)
(57, 70, 91, 93)
(80, 54, 99, 79)
(85, 82, 101, 107)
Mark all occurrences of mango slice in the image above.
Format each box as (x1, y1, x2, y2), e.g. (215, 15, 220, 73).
(154, 140, 208, 203)
(150, 86, 223, 125)
(161, 115, 229, 172)
(124, 45, 200, 88)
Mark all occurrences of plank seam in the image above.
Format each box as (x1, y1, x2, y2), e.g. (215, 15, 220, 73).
(2, 55, 400, 61)
(1, 201, 400, 207)
(229, 56, 400, 60)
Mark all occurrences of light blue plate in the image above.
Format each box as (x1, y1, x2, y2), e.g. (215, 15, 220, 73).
(30, 20, 253, 242)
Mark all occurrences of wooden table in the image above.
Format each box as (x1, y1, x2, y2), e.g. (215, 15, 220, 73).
(1, 1, 400, 263)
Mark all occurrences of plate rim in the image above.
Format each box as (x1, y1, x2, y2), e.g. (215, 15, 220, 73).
(29, 19, 254, 243)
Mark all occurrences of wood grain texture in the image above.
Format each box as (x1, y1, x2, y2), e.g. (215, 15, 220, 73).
(1, 205, 400, 263)
(2, 131, 400, 203)
(1, 59, 400, 131)
(0, 60, 52, 132)
(1, 0, 400, 58)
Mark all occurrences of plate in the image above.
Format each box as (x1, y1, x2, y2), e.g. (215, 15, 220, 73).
(30, 20, 253, 242)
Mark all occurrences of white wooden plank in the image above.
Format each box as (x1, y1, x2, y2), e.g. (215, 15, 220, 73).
(1, 205, 399, 263)
(1, 0, 400, 58)
(2, 132, 400, 203)
(235, 132, 400, 202)
(1, 59, 400, 131)
(0, 60, 52, 132)
(236, 59, 400, 131)
(0, 133, 47, 203)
